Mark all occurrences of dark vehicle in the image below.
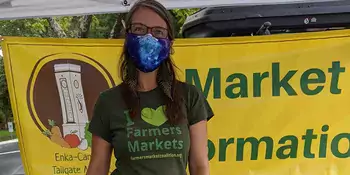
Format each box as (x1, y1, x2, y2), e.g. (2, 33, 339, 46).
(182, 0, 350, 38)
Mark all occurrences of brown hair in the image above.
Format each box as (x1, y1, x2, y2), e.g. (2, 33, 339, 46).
(119, 0, 184, 124)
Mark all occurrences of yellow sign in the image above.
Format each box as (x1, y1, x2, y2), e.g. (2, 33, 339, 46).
(2, 30, 350, 175)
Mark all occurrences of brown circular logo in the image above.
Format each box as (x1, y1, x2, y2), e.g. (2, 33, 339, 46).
(27, 53, 115, 150)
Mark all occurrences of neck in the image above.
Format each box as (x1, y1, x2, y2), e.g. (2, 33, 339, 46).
(137, 71, 157, 91)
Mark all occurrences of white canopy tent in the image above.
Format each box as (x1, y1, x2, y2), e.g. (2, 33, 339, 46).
(0, 0, 342, 20)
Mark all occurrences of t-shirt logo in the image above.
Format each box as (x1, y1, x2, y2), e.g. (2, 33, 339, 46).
(124, 110, 135, 126)
(124, 105, 185, 161)
(141, 106, 167, 126)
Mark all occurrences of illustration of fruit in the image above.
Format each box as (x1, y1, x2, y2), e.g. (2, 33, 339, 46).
(42, 129, 71, 148)
(78, 139, 88, 151)
(64, 130, 81, 148)
(49, 119, 62, 138)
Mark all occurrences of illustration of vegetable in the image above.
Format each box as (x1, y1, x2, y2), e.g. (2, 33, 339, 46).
(42, 130, 51, 137)
(64, 130, 81, 148)
(49, 119, 62, 138)
(84, 122, 92, 147)
(42, 129, 71, 148)
(78, 139, 88, 151)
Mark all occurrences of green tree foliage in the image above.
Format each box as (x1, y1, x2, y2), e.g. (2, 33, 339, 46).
(0, 9, 196, 38)
(0, 19, 50, 37)
(170, 9, 199, 37)
(0, 56, 12, 124)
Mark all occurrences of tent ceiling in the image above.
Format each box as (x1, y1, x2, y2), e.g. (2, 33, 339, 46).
(0, 0, 342, 20)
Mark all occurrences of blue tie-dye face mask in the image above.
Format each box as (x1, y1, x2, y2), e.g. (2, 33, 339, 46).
(126, 33, 171, 73)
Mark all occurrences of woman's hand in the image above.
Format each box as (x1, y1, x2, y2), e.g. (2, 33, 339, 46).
(86, 135, 113, 175)
(189, 120, 210, 175)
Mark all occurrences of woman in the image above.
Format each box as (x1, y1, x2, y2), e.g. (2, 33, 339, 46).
(87, 0, 214, 174)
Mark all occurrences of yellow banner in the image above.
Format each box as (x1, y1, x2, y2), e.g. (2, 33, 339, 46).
(2, 30, 350, 175)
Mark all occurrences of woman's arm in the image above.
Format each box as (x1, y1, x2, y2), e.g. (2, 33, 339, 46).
(86, 135, 113, 175)
(189, 120, 210, 175)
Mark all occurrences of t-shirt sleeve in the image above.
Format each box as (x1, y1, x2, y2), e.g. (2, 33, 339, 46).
(187, 84, 214, 126)
(88, 92, 112, 143)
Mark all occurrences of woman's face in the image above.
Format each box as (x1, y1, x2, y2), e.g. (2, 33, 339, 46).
(131, 7, 168, 38)
(128, 7, 170, 75)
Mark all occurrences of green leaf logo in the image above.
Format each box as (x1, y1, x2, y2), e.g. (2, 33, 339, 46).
(141, 106, 167, 127)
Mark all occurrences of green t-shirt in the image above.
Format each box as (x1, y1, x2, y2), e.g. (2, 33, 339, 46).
(88, 82, 214, 175)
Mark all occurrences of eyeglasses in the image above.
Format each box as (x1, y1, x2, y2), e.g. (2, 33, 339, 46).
(128, 23, 168, 39)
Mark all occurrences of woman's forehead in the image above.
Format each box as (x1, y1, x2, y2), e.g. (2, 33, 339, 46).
(131, 7, 167, 29)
